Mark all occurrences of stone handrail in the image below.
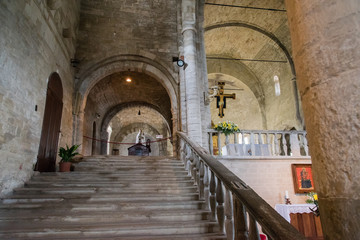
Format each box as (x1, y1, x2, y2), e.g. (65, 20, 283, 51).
(207, 129, 309, 157)
(177, 132, 306, 240)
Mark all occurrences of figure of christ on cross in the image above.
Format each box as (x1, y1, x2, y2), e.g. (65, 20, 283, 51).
(215, 82, 236, 118)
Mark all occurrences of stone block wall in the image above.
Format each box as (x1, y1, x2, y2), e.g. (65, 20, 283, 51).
(0, 0, 80, 196)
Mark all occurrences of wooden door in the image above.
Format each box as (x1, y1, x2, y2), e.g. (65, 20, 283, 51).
(35, 73, 63, 172)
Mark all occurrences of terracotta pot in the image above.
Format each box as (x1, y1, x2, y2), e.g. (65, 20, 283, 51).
(59, 162, 72, 172)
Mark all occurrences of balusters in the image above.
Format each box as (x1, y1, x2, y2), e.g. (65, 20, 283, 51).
(209, 132, 214, 155)
(233, 196, 249, 240)
(242, 132, 246, 155)
(281, 133, 288, 156)
(199, 160, 204, 200)
(203, 164, 210, 210)
(192, 154, 199, 185)
(234, 132, 239, 144)
(250, 132, 255, 156)
(225, 188, 234, 240)
(274, 133, 279, 156)
(249, 214, 260, 240)
(290, 132, 301, 156)
(225, 135, 230, 145)
(303, 133, 309, 156)
(216, 178, 225, 233)
(210, 171, 217, 221)
(217, 132, 222, 156)
(185, 144, 191, 172)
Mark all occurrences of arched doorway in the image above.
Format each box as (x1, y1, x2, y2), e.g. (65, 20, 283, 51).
(35, 73, 63, 172)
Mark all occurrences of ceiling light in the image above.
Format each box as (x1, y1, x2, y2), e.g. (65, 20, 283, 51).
(126, 78, 132, 82)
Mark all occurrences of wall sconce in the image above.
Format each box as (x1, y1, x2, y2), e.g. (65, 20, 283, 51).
(173, 56, 187, 69)
(71, 58, 80, 68)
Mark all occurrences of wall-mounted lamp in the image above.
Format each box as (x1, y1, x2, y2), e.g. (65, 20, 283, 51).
(71, 58, 80, 68)
(173, 56, 187, 69)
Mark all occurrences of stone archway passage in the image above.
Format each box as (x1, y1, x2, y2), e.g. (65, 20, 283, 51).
(35, 73, 63, 172)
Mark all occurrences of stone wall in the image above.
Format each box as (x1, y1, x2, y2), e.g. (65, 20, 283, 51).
(0, 0, 80, 196)
(219, 157, 312, 208)
(74, 0, 181, 153)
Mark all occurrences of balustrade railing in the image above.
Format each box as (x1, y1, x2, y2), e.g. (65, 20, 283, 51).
(208, 129, 309, 157)
(178, 132, 306, 240)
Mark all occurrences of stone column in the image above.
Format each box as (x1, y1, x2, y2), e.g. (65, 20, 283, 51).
(285, 1, 360, 239)
(182, 0, 202, 144)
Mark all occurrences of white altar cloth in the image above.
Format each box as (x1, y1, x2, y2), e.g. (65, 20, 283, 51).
(275, 204, 316, 223)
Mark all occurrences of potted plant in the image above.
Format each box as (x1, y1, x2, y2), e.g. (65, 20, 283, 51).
(58, 144, 80, 172)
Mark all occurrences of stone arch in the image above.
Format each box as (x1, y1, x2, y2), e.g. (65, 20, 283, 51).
(207, 59, 267, 129)
(100, 102, 171, 154)
(205, 22, 295, 75)
(205, 22, 302, 123)
(111, 122, 167, 156)
(74, 54, 179, 151)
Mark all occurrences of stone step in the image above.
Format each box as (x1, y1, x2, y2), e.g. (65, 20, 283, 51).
(33, 171, 187, 178)
(0, 209, 210, 222)
(21, 183, 196, 191)
(27, 175, 193, 183)
(0, 221, 221, 239)
(16, 184, 197, 195)
(2, 192, 200, 204)
(13, 182, 195, 193)
(82, 156, 178, 160)
(0, 156, 223, 239)
(77, 160, 184, 165)
(0, 233, 226, 240)
(0, 199, 205, 211)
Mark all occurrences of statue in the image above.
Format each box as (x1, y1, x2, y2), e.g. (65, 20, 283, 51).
(135, 129, 146, 144)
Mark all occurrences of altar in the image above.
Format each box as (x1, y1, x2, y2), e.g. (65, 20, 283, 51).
(275, 204, 323, 239)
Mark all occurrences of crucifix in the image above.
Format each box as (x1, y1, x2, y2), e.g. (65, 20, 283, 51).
(216, 82, 236, 118)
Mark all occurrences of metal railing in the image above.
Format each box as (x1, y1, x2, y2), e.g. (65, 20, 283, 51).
(207, 129, 309, 157)
(177, 132, 306, 240)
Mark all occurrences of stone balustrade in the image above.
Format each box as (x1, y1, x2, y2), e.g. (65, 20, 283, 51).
(207, 129, 309, 157)
(177, 132, 306, 240)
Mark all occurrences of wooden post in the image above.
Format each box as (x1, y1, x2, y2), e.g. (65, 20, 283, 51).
(233, 196, 249, 240)
(249, 214, 260, 240)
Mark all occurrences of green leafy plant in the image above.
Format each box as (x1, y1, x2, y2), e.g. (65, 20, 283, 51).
(306, 191, 320, 216)
(213, 121, 240, 136)
(58, 144, 80, 162)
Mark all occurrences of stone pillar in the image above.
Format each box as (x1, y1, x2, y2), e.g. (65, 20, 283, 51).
(73, 111, 84, 153)
(182, 0, 202, 144)
(285, 1, 360, 239)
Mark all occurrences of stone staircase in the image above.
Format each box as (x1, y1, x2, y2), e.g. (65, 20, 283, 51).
(0, 156, 226, 239)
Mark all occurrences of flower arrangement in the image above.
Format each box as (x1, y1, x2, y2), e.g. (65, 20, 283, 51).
(306, 192, 320, 216)
(214, 121, 240, 136)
